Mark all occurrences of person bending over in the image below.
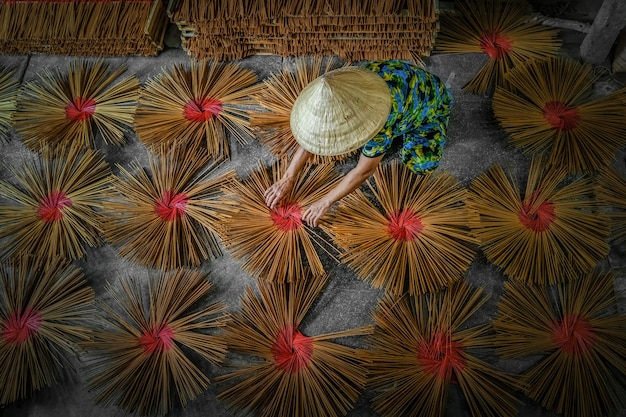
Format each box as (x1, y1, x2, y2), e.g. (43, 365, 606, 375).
(264, 59, 453, 227)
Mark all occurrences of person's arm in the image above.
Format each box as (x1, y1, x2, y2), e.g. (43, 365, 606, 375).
(264, 146, 312, 209)
(302, 153, 384, 227)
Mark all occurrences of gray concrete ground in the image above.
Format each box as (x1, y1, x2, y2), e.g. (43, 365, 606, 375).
(1, 2, 626, 416)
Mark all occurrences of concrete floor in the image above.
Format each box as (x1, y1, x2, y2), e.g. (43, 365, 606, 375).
(1, 2, 626, 417)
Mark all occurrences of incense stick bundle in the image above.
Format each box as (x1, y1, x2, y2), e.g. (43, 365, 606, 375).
(134, 60, 262, 160)
(216, 275, 373, 417)
(170, 0, 275, 61)
(323, 161, 477, 296)
(220, 159, 342, 282)
(249, 56, 350, 163)
(0, 0, 167, 56)
(103, 144, 237, 270)
(14, 59, 140, 153)
(171, 0, 255, 23)
(493, 57, 626, 174)
(365, 281, 522, 417)
(493, 269, 626, 417)
(171, 0, 437, 62)
(0, 256, 94, 406)
(434, 0, 561, 94)
(317, 0, 403, 16)
(466, 157, 610, 285)
(596, 166, 626, 245)
(0, 66, 19, 140)
(280, 7, 437, 62)
(83, 268, 228, 416)
(0, 146, 111, 266)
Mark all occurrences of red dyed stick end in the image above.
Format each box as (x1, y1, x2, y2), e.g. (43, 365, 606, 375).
(417, 331, 466, 381)
(272, 325, 313, 373)
(65, 97, 97, 122)
(518, 192, 555, 233)
(479, 30, 513, 59)
(155, 190, 189, 221)
(183, 98, 223, 122)
(542, 101, 580, 131)
(551, 314, 596, 355)
(387, 209, 423, 242)
(38, 190, 73, 222)
(1, 308, 42, 345)
(270, 203, 303, 232)
(139, 325, 175, 355)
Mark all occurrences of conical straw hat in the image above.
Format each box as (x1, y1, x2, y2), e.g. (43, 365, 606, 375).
(290, 66, 391, 156)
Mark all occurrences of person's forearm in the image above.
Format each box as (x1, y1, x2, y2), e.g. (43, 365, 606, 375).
(301, 167, 373, 227)
(321, 154, 383, 208)
(265, 146, 312, 208)
(284, 146, 311, 181)
(301, 154, 382, 226)
(321, 168, 372, 207)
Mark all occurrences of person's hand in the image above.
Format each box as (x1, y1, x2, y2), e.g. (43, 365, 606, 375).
(302, 199, 331, 227)
(264, 176, 294, 209)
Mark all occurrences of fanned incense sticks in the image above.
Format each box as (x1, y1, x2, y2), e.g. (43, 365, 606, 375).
(249, 56, 350, 163)
(135, 60, 262, 160)
(0, 0, 167, 56)
(0, 256, 94, 406)
(365, 281, 522, 417)
(493, 57, 626, 174)
(83, 268, 228, 416)
(103, 144, 237, 270)
(220, 159, 342, 282)
(14, 59, 140, 153)
(216, 275, 373, 417)
(434, 0, 561, 94)
(467, 156, 610, 285)
(0, 146, 111, 265)
(596, 166, 626, 245)
(0, 66, 19, 140)
(493, 269, 626, 417)
(323, 161, 477, 296)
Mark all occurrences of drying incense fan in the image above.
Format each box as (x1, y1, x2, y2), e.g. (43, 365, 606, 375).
(0, 146, 111, 265)
(466, 156, 610, 285)
(0, 256, 94, 405)
(216, 275, 372, 417)
(0, 65, 19, 140)
(134, 60, 261, 160)
(322, 160, 477, 296)
(493, 56, 626, 174)
(103, 144, 237, 270)
(13, 59, 139, 153)
(83, 268, 227, 416)
(365, 280, 522, 417)
(220, 159, 342, 282)
(248, 56, 351, 163)
(493, 269, 626, 417)
(434, 0, 561, 94)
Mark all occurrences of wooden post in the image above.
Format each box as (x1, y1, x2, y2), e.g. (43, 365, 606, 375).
(580, 0, 626, 65)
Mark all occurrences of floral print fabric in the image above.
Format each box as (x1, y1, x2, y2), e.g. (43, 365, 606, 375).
(362, 60, 453, 174)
